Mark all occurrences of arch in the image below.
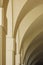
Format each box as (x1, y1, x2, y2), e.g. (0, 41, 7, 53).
(27, 42, 43, 65)
(23, 32, 43, 65)
(20, 13, 43, 64)
(20, 14, 43, 50)
(14, 0, 43, 38)
(19, 6, 43, 51)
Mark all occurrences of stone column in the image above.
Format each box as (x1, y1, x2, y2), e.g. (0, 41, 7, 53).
(15, 53, 20, 65)
(0, 7, 6, 65)
(6, 36, 16, 65)
(15, 30, 21, 65)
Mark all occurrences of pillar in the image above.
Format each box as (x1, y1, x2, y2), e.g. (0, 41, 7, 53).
(0, 7, 6, 65)
(6, 0, 15, 64)
(15, 53, 20, 65)
(6, 36, 16, 65)
(15, 30, 21, 65)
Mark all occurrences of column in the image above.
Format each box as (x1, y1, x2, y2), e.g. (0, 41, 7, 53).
(15, 53, 20, 65)
(15, 29, 21, 65)
(0, 8, 6, 65)
(6, 36, 16, 65)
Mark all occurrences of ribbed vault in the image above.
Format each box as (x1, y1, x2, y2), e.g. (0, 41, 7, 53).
(23, 32, 43, 65)
(20, 14, 43, 65)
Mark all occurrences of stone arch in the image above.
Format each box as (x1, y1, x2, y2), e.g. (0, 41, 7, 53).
(22, 32, 43, 65)
(20, 14, 43, 64)
(18, 5, 43, 51)
(24, 32, 43, 65)
(14, 0, 43, 38)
